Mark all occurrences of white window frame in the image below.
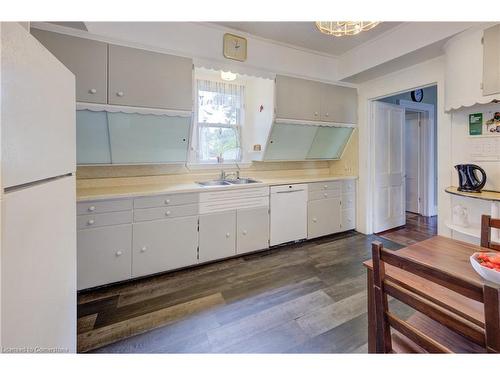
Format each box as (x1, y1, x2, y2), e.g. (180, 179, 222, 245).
(191, 79, 245, 165)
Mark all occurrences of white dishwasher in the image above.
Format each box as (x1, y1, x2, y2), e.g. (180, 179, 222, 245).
(270, 184, 308, 246)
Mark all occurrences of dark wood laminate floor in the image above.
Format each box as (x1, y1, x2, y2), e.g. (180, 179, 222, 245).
(378, 212, 437, 247)
(77, 231, 417, 353)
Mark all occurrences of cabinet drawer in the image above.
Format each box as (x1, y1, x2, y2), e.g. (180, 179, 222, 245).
(309, 181, 342, 192)
(77, 199, 132, 215)
(78, 211, 132, 229)
(134, 193, 199, 209)
(341, 209, 355, 231)
(341, 193, 355, 210)
(309, 189, 341, 201)
(134, 204, 199, 222)
(342, 180, 356, 193)
(77, 224, 132, 290)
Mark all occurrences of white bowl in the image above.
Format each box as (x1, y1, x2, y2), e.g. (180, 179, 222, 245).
(470, 253, 500, 285)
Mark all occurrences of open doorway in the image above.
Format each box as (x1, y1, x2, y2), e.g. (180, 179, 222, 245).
(372, 86, 438, 245)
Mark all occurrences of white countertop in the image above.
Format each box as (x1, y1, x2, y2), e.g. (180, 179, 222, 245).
(77, 175, 357, 202)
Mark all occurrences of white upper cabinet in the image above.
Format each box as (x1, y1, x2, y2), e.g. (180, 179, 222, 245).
(275, 75, 357, 124)
(320, 83, 357, 124)
(108, 44, 193, 110)
(275, 75, 322, 121)
(483, 24, 500, 96)
(31, 28, 108, 104)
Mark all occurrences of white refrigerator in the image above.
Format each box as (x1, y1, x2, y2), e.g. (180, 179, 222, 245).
(1, 22, 76, 352)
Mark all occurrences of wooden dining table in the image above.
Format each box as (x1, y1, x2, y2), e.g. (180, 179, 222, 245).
(364, 235, 495, 353)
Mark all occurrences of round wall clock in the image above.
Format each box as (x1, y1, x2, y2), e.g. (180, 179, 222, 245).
(411, 89, 424, 102)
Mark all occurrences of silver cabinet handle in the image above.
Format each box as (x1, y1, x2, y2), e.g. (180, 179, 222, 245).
(88, 206, 96, 212)
(116, 91, 124, 97)
(242, 230, 247, 235)
(89, 88, 97, 94)
(165, 211, 171, 216)
(312, 218, 317, 223)
(164, 199, 170, 204)
(140, 246, 147, 253)
(226, 233, 231, 238)
(115, 250, 123, 256)
(87, 219, 95, 225)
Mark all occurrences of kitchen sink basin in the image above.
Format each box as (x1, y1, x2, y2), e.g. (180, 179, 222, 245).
(226, 178, 261, 184)
(197, 180, 231, 187)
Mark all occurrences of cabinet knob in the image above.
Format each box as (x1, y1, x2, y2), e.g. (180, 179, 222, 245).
(323, 193, 328, 198)
(314, 112, 319, 116)
(165, 211, 171, 216)
(116, 91, 124, 97)
(164, 199, 170, 204)
(325, 113, 329, 117)
(115, 250, 123, 256)
(323, 185, 328, 189)
(313, 218, 317, 223)
(226, 233, 231, 238)
(141, 246, 147, 253)
(242, 230, 247, 235)
(89, 88, 97, 94)
(87, 219, 95, 225)
(88, 206, 96, 212)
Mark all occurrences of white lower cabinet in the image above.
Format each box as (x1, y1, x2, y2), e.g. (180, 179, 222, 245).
(342, 209, 356, 231)
(237, 206, 270, 254)
(199, 211, 236, 262)
(132, 216, 198, 278)
(307, 198, 341, 239)
(77, 224, 132, 290)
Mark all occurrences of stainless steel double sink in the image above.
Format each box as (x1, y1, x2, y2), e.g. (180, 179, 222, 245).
(197, 178, 261, 187)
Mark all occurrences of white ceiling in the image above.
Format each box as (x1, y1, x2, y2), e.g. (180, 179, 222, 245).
(213, 22, 403, 56)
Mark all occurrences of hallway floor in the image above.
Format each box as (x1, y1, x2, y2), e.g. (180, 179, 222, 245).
(378, 212, 437, 247)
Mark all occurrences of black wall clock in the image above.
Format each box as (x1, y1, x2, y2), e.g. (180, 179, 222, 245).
(411, 89, 424, 102)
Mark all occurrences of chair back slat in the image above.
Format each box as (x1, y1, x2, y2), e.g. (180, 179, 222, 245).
(386, 313, 452, 353)
(380, 249, 483, 302)
(384, 280, 485, 346)
(481, 215, 500, 251)
(371, 240, 500, 354)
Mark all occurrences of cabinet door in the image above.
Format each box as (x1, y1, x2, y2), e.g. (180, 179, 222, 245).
(483, 24, 500, 96)
(77, 224, 132, 290)
(320, 83, 358, 124)
(307, 198, 341, 239)
(342, 209, 356, 231)
(237, 207, 269, 254)
(275, 75, 322, 121)
(132, 216, 198, 278)
(31, 28, 108, 104)
(108, 44, 193, 110)
(199, 211, 236, 262)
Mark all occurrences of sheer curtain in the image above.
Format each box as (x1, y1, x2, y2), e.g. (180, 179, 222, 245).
(195, 79, 245, 163)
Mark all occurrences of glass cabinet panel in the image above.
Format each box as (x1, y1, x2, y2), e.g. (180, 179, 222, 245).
(263, 123, 318, 160)
(263, 122, 354, 161)
(107, 113, 190, 164)
(307, 127, 353, 159)
(76, 110, 111, 164)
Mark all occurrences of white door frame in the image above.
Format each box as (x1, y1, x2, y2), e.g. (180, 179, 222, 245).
(398, 100, 437, 217)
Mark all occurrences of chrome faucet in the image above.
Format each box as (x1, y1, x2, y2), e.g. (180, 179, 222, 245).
(219, 170, 239, 180)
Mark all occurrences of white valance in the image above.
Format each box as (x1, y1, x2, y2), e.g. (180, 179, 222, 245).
(76, 102, 192, 117)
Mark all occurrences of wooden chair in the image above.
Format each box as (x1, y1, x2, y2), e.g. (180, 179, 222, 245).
(481, 215, 500, 251)
(371, 241, 500, 353)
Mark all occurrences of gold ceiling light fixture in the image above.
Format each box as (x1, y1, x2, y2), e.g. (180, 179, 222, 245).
(315, 21, 380, 37)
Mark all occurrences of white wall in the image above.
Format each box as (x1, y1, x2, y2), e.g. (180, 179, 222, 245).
(357, 57, 451, 236)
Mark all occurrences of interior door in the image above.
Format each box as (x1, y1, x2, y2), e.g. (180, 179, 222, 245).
(373, 101, 406, 233)
(405, 111, 420, 214)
